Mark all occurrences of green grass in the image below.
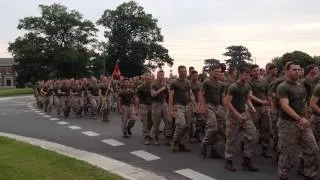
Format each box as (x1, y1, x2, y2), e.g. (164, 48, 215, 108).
(0, 136, 124, 180)
(0, 88, 33, 97)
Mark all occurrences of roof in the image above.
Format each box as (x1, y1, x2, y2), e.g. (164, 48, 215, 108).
(0, 58, 14, 66)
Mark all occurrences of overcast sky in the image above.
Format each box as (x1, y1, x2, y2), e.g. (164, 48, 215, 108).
(1, 0, 320, 75)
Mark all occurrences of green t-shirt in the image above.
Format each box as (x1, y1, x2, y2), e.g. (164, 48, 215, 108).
(151, 81, 168, 103)
(119, 89, 135, 106)
(191, 81, 201, 103)
(227, 82, 250, 113)
(312, 83, 320, 111)
(249, 77, 268, 106)
(171, 78, 191, 106)
(136, 83, 152, 105)
(202, 79, 225, 105)
(277, 81, 306, 120)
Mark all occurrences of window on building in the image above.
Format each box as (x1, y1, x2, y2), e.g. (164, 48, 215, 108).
(6, 68, 12, 75)
(6, 78, 12, 87)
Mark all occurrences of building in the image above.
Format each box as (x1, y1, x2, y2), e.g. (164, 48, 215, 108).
(0, 58, 16, 88)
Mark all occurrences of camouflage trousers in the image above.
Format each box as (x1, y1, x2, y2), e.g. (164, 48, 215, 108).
(151, 102, 171, 138)
(53, 95, 61, 115)
(202, 104, 226, 156)
(311, 114, 320, 147)
(139, 104, 152, 137)
(173, 104, 192, 144)
(88, 96, 100, 117)
(60, 96, 71, 115)
(271, 111, 279, 151)
(100, 96, 111, 121)
(71, 96, 84, 115)
(225, 112, 256, 160)
(121, 105, 137, 134)
(278, 118, 319, 179)
(250, 105, 271, 148)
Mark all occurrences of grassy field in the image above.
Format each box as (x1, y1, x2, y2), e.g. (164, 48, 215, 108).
(0, 136, 124, 180)
(0, 88, 33, 97)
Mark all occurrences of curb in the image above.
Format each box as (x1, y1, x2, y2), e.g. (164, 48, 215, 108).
(0, 132, 167, 180)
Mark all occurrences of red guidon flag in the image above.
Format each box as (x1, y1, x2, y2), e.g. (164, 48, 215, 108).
(112, 60, 121, 79)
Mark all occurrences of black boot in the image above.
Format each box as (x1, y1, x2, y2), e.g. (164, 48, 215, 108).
(242, 157, 259, 172)
(171, 140, 179, 153)
(123, 132, 129, 138)
(261, 147, 272, 158)
(179, 143, 191, 152)
(225, 159, 236, 172)
(240, 141, 244, 152)
(210, 149, 224, 159)
(144, 136, 150, 145)
(165, 136, 172, 146)
(200, 143, 207, 159)
(297, 158, 305, 176)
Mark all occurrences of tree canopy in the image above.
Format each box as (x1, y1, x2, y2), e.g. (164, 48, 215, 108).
(223, 45, 252, 69)
(8, 3, 99, 86)
(202, 59, 220, 73)
(97, 1, 173, 77)
(271, 51, 317, 71)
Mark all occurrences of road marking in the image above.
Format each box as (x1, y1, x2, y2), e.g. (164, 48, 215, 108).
(38, 113, 45, 115)
(34, 110, 41, 113)
(102, 139, 125, 147)
(130, 150, 160, 161)
(57, 121, 69, 125)
(82, 131, 99, 137)
(49, 118, 59, 121)
(68, 126, 82, 130)
(43, 115, 51, 118)
(174, 169, 216, 180)
(23, 110, 31, 112)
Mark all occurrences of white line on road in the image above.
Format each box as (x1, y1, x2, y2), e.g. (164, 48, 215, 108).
(23, 110, 31, 113)
(57, 121, 69, 125)
(130, 150, 160, 161)
(68, 126, 82, 130)
(82, 131, 99, 137)
(102, 139, 125, 147)
(38, 113, 45, 115)
(174, 169, 217, 180)
(49, 118, 59, 121)
(43, 115, 51, 118)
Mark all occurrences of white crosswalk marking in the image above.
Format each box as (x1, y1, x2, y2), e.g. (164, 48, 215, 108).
(175, 169, 217, 180)
(68, 126, 82, 130)
(82, 131, 99, 137)
(57, 121, 69, 125)
(102, 139, 125, 146)
(38, 113, 45, 115)
(49, 118, 59, 121)
(130, 150, 160, 161)
(43, 115, 51, 118)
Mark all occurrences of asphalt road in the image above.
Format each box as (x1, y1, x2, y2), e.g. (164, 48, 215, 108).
(0, 96, 308, 180)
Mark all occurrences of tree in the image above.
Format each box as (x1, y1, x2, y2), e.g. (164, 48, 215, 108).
(202, 59, 220, 73)
(223, 45, 252, 69)
(97, 1, 173, 77)
(8, 3, 98, 86)
(270, 51, 316, 71)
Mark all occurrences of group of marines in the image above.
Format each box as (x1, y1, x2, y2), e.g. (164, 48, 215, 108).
(35, 61, 320, 180)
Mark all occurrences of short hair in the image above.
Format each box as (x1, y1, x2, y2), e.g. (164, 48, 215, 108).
(210, 64, 221, 71)
(191, 70, 198, 75)
(178, 65, 186, 70)
(284, 61, 294, 70)
(285, 61, 298, 70)
(305, 64, 317, 75)
(239, 67, 250, 74)
(250, 64, 259, 71)
(189, 66, 194, 71)
(267, 64, 276, 70)
(158, 70, 164, 73)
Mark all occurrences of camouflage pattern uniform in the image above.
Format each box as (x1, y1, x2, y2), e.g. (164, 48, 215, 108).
(137, 83, 153, 145)
(119, 88, 136, 137)
(277, 80, 319, 179)
(249, 76, 271, 154)
(225, 83, 256, 162)
(201, 79, 226, 158)
(170, 78, 193, 152)
(151, 80, 171, 145)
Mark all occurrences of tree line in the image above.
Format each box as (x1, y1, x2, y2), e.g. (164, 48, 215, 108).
(9, 1, 174, 87)
(202, 45, 320, 74)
